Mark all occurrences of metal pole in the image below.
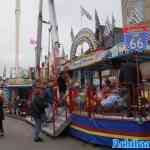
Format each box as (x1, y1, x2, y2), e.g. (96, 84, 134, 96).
(47, 29, 50, 80)
(35, 0, 43, 75)
(135, 53, 142, 115)
(15, 0, 21, 78)
(48, 0, 59, 59)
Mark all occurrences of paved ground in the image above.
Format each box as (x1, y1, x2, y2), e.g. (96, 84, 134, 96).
(0, 117, 111, 150)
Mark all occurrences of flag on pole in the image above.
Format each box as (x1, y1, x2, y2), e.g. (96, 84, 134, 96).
(70, 27, 75, 42)
(80, 6, 92, 20)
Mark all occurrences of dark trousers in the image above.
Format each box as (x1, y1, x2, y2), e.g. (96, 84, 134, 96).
(33, 118, 42, 139)
(0, 119, 4, 133)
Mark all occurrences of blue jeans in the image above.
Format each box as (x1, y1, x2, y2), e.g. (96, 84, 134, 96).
(33, 118, 42, 139)
(46, 103, 52, 120)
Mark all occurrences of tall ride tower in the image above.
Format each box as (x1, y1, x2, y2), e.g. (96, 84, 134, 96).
(48, 0, 60, 77)
(35, 0, 43, 68)
(48, 0, 59, 56)
(15, 0, 21, 78)
(35, 0, 59, 77)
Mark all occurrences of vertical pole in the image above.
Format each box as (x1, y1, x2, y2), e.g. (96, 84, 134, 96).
(35, 0, 43, 78)
(48, 0, 60, 136)
(52, 102, 56, 136)
(99, 71, 102, 89)
(48, 27, 52, 80)
(15, 0, 21, 78)
(80, 11, 84, 54)
(135, 53, 142, 115)
(47, 29, 50, 80)
(48, 0, 59, 63)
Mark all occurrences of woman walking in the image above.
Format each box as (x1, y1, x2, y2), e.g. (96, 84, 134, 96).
(0, 90, 4, 136)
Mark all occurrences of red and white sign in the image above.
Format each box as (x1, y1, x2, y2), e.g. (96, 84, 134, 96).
(123, 24, 149, 33)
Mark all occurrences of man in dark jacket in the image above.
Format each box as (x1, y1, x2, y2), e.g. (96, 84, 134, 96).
(57, 74, 67, 95)
(31, 87, 48, 142)
(0, 91, 4, 136)
(57, 74, 67, 107)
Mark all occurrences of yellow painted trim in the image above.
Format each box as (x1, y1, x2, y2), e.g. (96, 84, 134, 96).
(70, 125, 150, 140)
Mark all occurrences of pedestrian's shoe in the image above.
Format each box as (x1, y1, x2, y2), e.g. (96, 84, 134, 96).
(33, 137, 43, 142)
(38, 137, 43, 142)
(0, 132, 4, 137)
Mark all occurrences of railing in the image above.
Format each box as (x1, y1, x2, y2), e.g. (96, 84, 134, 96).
(52, 86, 69, 136)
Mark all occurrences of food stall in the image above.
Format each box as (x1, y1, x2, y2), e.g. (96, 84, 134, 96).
(6, 78, 33, 115)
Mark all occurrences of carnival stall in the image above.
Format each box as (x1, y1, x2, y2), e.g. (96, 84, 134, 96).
(6, 78, 33, 115)
(62, 24, 150, 146)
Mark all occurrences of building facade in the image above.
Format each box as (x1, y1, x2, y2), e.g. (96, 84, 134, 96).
(121, 0, 150, 80)
(122, 0, 150, 26)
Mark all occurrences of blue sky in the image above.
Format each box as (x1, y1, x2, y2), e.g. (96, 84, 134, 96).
(0, 0, 122, 75)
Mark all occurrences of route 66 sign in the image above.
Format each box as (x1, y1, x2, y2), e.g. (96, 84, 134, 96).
(123, 24, 149, 53)
(124, 32, 149, 53)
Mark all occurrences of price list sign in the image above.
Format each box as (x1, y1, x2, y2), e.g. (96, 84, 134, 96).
(123, 24, 149, 53)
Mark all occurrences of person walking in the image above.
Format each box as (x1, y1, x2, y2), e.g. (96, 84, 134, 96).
(57, 73, 67, 108)
(14, 95, 20, 115)
(57, 73, 67, 97)
(30, 85, 48, 142)
(0, 90, 4, 136)
(44, 81, 54, 122)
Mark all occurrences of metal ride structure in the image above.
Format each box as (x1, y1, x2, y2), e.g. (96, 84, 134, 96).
(35, 0, 43, 73)
(35, 0, 60, 78)
(15, 0, 21, 78)
(32, 0, 70, 136)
